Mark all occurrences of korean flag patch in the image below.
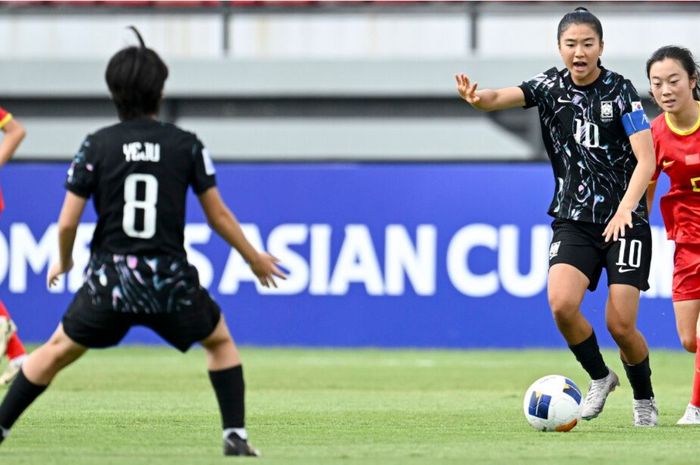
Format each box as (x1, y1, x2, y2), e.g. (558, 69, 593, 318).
(632, 101, 643, 112)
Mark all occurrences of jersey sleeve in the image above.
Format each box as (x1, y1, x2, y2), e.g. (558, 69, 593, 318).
(518, 68, 556, 109)
(65, 135, 97, 198)
(619, 81, 651, 136)
(0, 106, 13, 130)
(190, 137, 217, 195)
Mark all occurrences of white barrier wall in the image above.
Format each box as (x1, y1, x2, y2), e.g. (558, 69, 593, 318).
(229, 14, 469, 58)
(0, 14, 223, 59)
(1, 9, 699, 59)
(479, 13, 700, 59)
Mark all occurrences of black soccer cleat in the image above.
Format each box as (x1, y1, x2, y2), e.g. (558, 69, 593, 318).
(224, 432, 260, 457)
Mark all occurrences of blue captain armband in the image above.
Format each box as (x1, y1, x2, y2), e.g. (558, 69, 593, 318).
(621, 108, 651, 136)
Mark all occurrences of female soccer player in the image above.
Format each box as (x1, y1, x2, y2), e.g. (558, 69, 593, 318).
(0, 28, 286, 455)
(646, 45, 700, 425)
(0, 106, 28, 386)
(455, 7, 658, 426)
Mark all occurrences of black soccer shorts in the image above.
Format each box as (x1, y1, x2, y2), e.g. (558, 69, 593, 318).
(548, 218, 651, 292)
(62, 253, 221, 352)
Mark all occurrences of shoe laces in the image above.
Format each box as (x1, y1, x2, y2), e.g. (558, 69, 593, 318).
(585, 376, 612, 402)
(682, 405, 700, 421)
(633, 399, 657, 424)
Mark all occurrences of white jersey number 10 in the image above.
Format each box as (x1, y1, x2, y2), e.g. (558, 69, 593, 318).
(574, 118, 600, 149)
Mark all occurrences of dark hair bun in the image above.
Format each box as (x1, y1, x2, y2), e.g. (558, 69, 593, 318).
(128, 25, 146, 48)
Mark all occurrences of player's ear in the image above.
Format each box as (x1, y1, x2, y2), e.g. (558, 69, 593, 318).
(599, 40, 604, 57)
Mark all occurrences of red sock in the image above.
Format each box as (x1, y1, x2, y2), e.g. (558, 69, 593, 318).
(692, 337, 700, 408)
(0, 300, 10, 318)
(6, 333, 26, 360)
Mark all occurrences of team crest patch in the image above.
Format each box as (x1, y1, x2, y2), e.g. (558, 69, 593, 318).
(600, 101, 614, 120)
(549, 241, 561, 260)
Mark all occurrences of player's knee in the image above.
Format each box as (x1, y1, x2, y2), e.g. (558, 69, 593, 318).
(548, 293, 579, 321)
(606, 319, 635, 342)
(45, 339, 82, 368)
(203, 332, 233, 353)
(679, 336, 697, 353)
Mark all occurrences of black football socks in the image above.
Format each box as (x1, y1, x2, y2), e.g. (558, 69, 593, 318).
(209, 364, 246, 430)
(623, 356, 654, 400)
(569, 331, 609, 380)
(0, 369, 47, 435)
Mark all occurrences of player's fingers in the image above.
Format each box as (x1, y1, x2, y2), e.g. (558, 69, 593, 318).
(271, 265, 287, 279)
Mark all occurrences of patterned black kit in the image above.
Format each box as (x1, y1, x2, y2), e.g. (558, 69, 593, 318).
(62, 119, 221, 351)
(519, 67, 652, 289)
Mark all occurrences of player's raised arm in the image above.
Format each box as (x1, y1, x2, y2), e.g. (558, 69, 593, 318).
(455, 73, 526, 111)
(197, 187, 286, 288)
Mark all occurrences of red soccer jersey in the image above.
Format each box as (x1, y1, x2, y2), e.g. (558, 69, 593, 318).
(0, 105, 11, 213)
(651, 104, 700, 243)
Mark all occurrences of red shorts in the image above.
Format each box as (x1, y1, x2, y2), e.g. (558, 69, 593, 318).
(673, 243, 700, 302)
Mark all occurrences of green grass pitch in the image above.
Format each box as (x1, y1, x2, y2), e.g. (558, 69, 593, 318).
(0, 347, 697, 464)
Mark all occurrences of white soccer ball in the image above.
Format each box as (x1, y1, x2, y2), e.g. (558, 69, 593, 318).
(523, 374, 582, 432)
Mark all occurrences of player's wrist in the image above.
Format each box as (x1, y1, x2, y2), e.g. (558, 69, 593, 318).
(59, 257, 74, 270)
(617, 201, 636, 212)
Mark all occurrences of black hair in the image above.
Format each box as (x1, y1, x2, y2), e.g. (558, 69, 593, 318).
(646, 45, 700, 100)
(105, 26, 169, 121)
(557, 7, 603, 43)
(557, 7, 603, 67)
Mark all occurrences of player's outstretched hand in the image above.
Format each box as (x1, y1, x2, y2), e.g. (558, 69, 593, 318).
(47, 259, 74, 288)
(603, 207, 633, 242)
(249, 252, 287, 288)
(455, 73, 481, 105)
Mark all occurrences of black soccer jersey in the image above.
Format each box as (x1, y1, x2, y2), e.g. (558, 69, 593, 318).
(65, 118, 216, 257)
(519, 67, 650, 225)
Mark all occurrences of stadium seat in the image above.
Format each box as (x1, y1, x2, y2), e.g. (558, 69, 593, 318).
(152, 1, 222, 6)
(229, 1, 315, 5)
